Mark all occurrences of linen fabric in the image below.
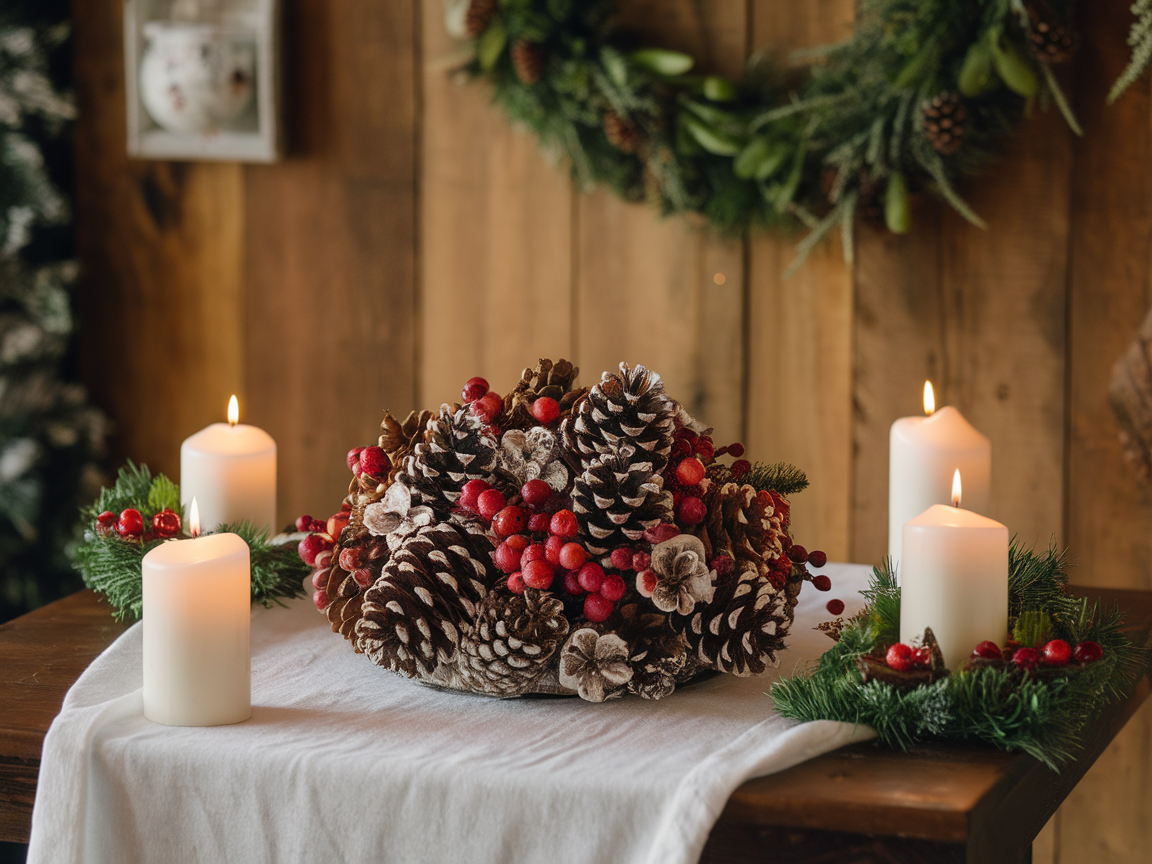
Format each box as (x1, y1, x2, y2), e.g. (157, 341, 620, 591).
(28, 563, 875, 864)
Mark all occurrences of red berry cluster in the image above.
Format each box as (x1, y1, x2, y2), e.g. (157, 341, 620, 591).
(346, 445, 392, 480)
(296, 507, 353, 610)
(96, 507, 181, 543)
(970, 638, 1103, 670)
(885, 642, 933, 672)
(460, 376, 505, 426)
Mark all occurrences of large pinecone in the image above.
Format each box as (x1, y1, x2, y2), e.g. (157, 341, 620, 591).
(378, 409, 433, 483)
(512, 40, 547, 85)
(356, 521, 497, 679)
(561, 362, 676, 472)
(322, 532, 392, 641)
(604, 111, 642, 154)
(694, 482, 790, 587)
(393, 407, 498, 515)
(571, 445, 671, 555)
(443, 589, 570, 696)
(504, 358, 586, 429)
(1027, 3, 1077, 64)
(922, 93, 967, 156)
(464, 0, 497, 38)
(614, 603, 695, 700)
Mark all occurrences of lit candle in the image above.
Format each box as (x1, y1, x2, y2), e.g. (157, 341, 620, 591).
(142, 500, 252, 726)
(181, 395, 277, 535)
(900, 471, 1008, 669)
(888, 381, 990, 567)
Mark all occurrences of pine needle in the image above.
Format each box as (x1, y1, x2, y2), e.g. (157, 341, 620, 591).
(740, 461, 809, 496)
(1109, 0, 1152, 103)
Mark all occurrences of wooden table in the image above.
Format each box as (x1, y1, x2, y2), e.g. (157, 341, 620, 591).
(2, 588, 1149, 863)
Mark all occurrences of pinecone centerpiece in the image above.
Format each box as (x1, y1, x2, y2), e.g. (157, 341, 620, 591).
(299, 360, 829, 702)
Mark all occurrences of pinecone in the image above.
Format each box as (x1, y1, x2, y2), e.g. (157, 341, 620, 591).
(614, 603, 695, 700)
(393, 406, 498, 515)
(1027, 3, 1078, 64)
(694, 482, 789, 586)
(379, 409, 433, 483)
(511, 40, 547, 85)
(444, 589, 570, 696)
(604, 111, 642, 154)
(355, 521, 498, 679)
(921, 93, 967, 156)
(464, 0, 497, 38)
(561, 362, 676, 473)
(322, 533, 392, 642)
(571, 445, 672, 555)
(504, 358, 586, 429)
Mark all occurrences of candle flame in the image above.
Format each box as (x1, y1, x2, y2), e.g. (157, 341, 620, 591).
(923, 380, 936, 415)
(951, 469, 962, 508)
(227, 395, 239, 427)
(190, 497, 201, 537)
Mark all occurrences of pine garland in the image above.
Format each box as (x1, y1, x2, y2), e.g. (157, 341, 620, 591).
(71, 463, 308, 621)
(771, 543, 1147, 768)
(450, 0, 1152, 273)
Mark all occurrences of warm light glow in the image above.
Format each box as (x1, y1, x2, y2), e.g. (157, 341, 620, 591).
(951, 469, 962, 508)
(227, 395, 239, 427)
(713, 272, 726, 285)
(923, 380, 936, 415)
(190, 498, 201, 537)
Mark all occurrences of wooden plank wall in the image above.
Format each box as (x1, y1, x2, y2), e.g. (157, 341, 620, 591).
(70, 0, 1151, 859)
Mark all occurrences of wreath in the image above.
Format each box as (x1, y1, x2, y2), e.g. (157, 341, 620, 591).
(446, 0, 1152, 273)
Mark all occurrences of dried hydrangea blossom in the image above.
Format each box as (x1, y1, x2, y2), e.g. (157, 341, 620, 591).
(648, 534, 716, 615)
(558, 629, 633, 702)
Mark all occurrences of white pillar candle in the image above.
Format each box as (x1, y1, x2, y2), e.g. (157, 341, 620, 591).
(181, 395, 277, 535)
(142, 521, 251, 726)
(888, 382, 990, 568)
(900, 473, 1008, 669)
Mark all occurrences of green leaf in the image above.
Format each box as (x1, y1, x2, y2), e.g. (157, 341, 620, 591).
(958, 39, 997, 98)
(885, 171, 911, 234)
(773, 145, 805, 213)
(601, 46, 628, 89)
(147, 475, 181, 515)
(734, 137, 789, 181)
(630, 48, 694, 76)
(682, 115, 741, 156)
(990, 35, 1038, 98)
(703, 75, 737, 102)
(477, 20, 507, 72)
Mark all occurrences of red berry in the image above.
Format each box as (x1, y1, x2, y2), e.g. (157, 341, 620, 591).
(492, 505, 528, 537)
(671, 439, 692, 461)
(558, 542, 587, 570)
(359, 446, 390, 478)
(314, 549, 334, 570)
(808, 550, 828, 569)
(636, 569, 658, 597)
(1012, 647, 1041, 670)
(327, 512, 350, 540)
(677, 496, 707, 526)
(711, 555, 733, 576)
(311, 568, 330, 590)
(643, 523, 680, 545)
(676, 457, 706, 487)
(730, 459, 751, 478)
(577, 562, 604, 593)
(507, 572, 526, 594)
(528, 512, 551, 533)
(886, 643, 913, 672)
(522, 559, 556, 590)
(298, 533, 333, 566)
(1042, 639, 1072, 666)
(726, 443, 745, 458)
(632, 551, 651, 571)
(563, 569, 585, 595)
(462, 377, 489, 403)
(826, 598, 845, 616)
(96, 510, 117, 528)
(522, 543, 547, 565)
(338, 547, 363, 571)
(459, 479, 490, 511)
(471, 392, 503, 423)
(811, 574, 831, 592)
(674, 427, 699, 443)
(346, 447, 364, 471)
(352, 568, 373, 588)
(550, 509, 578, 538)
(295, 514, 314, 532)
(530, 397, 560, 424)
(117, 508, 144, 537)
(1073, 641, 1103, 664)
(544, 535, 565, 565)
(694, 438, 715, 462)
(521, 479, 552, 509)
(152, 509, 181, 538)
(911, 647, 930, 667)
(610, 547, 634, 570)
(600, 574, 626, 602)
(308, 519, 326, 533)
(789, 544, 809, 564)
(506, 534, 530, 551)
(583, 592, 614, 623)
(971, 641, 1003, 660)
(494, 541, 524, 573)
(477, 489, 507, 520)
(313, 589, 328, 611)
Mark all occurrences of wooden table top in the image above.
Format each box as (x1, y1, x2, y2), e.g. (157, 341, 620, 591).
(2, 586, 1150, 863)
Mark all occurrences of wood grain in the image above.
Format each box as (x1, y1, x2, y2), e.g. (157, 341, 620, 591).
(73, 0, 245, 483)
(243, 0, 419, 525)
(575, 0, 747, 447)
(746, 2, 856, 561)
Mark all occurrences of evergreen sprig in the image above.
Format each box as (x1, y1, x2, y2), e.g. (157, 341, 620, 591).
(771, 543, 1148, 769)
(741, 461, 809, 496)
(71, 463, 308, 621)
(1109, 0, 1152, 103)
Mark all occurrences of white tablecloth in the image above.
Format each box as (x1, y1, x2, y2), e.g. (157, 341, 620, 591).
(28, 563, 875, 864)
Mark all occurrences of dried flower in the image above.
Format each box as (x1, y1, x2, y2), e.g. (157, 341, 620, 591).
(497, 427, 568, 490)
(558, 628, 633, 702)
(363, 481, 435, 550)
(649, 534, 716, 615)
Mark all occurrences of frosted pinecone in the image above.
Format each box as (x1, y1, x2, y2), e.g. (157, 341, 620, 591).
(614, 603, 695, 700)
(570, 444, 671, 555)
(393, 406, 498, 515)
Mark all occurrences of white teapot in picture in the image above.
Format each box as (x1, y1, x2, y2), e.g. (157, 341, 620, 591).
(139, 21, 255, 135)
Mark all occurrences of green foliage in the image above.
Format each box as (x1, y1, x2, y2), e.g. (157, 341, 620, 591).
(72, 463, 308, 621)
(772, 543, 1148, 769)
(454, 0, 1103, 272)
(740, 462, 809, 496)
(1109, 0, 1152, 103)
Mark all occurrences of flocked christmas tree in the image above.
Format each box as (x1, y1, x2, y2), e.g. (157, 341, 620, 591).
(0, 1, 105, 621)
